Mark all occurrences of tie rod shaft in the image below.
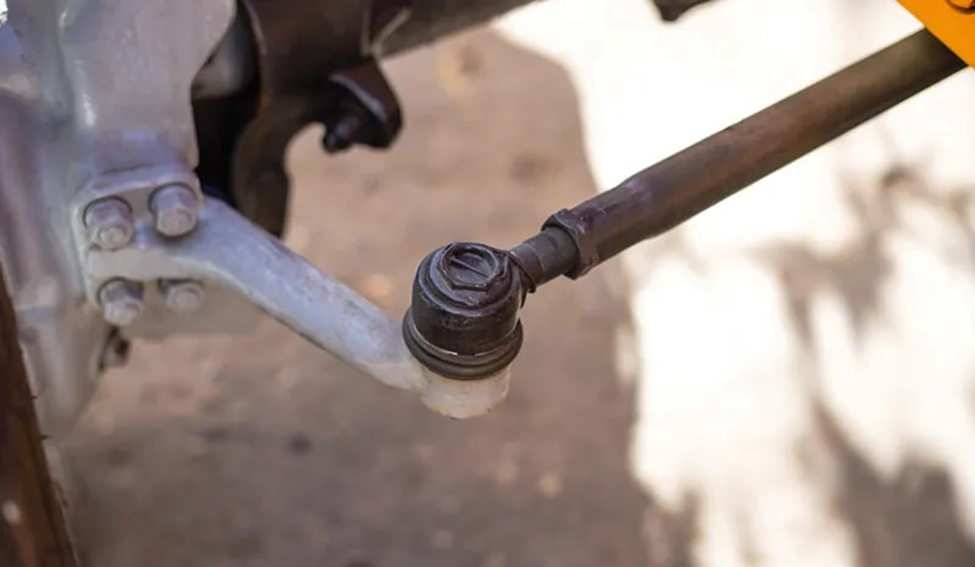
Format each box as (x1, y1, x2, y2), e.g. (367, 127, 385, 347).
(404, 29, 968, 380)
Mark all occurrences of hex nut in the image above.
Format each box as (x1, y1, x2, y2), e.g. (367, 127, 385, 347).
(161, 279, 206, 314)
(98, 279, 144, 327)
(150, 184, 200, 237)
(84, 198, 134, 250)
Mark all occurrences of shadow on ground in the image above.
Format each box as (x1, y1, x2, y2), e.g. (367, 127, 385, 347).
(813, 403, 975, 567)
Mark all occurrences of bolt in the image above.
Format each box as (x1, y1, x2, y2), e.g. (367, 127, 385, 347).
(436, 243, 508, 292)
(150, 184, 200, 237)
(323, 110, 368, 153)
(98, 279, 144, 327)
(84, 198, 134, 250)
(160, 279, 206, 314)
(948, 0, 975, 9)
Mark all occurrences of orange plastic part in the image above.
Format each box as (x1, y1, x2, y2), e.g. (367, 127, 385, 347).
(898, 0, 975, 67)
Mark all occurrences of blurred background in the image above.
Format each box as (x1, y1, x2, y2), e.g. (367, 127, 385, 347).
(65, 1, 975, 566)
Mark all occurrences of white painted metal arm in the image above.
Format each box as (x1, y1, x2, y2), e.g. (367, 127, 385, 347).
(85, 199, 509, 418)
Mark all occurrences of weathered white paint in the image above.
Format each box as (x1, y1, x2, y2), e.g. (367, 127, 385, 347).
(497, 1, 975, 564)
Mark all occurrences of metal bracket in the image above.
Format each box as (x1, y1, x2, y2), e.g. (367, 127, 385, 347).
(81, 197, 510, 418)
(68, 165, 262, 338)
(70, 166, 202, 302)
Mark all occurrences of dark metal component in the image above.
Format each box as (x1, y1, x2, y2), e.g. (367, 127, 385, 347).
(508, 227, 577, 292)
(404, 243, 524, 380)
(192, 7, 262, 223)
(241, 0, 411, 92)
(371, 0, 415, 45)
(435, 243, 510, 295)
(323, 59, 404, 153)
(651, 0, 720, 22)
(229, 0, 412, 235)
(193, 82, 261, 213)
(403, 317, 524, 380)
(323, 112, 367, 153)
(541, 29, 966, 279)
(200, 0, 544, 234)
(540, 210, 601, 280)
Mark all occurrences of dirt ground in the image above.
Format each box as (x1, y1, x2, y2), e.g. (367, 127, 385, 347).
(65, 29, 651, 567)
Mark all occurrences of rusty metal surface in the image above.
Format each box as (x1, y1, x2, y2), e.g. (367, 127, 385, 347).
(220, 0, 552, 236)
(211, 0, 545, 236)
(225, 0, 410, 235)
(0, 267, 78, 567)
(530, 29, 967, 280)
(324, 59, 404, 152)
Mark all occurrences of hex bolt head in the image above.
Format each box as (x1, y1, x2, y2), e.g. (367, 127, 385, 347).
(98, 279, 144, 327)
(160, 279, 206, 314)
(84, 198, 134, 250)
(150, 184, 200, 237)
(436, 243, 508, 293)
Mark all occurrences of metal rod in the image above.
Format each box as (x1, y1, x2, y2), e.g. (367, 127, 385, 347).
(524, 29, 966, 283)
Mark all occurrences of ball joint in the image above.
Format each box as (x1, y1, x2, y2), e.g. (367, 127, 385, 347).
(403, 242, 525, 381)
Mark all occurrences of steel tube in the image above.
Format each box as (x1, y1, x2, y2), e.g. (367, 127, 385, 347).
(537, 29, 966, 280)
